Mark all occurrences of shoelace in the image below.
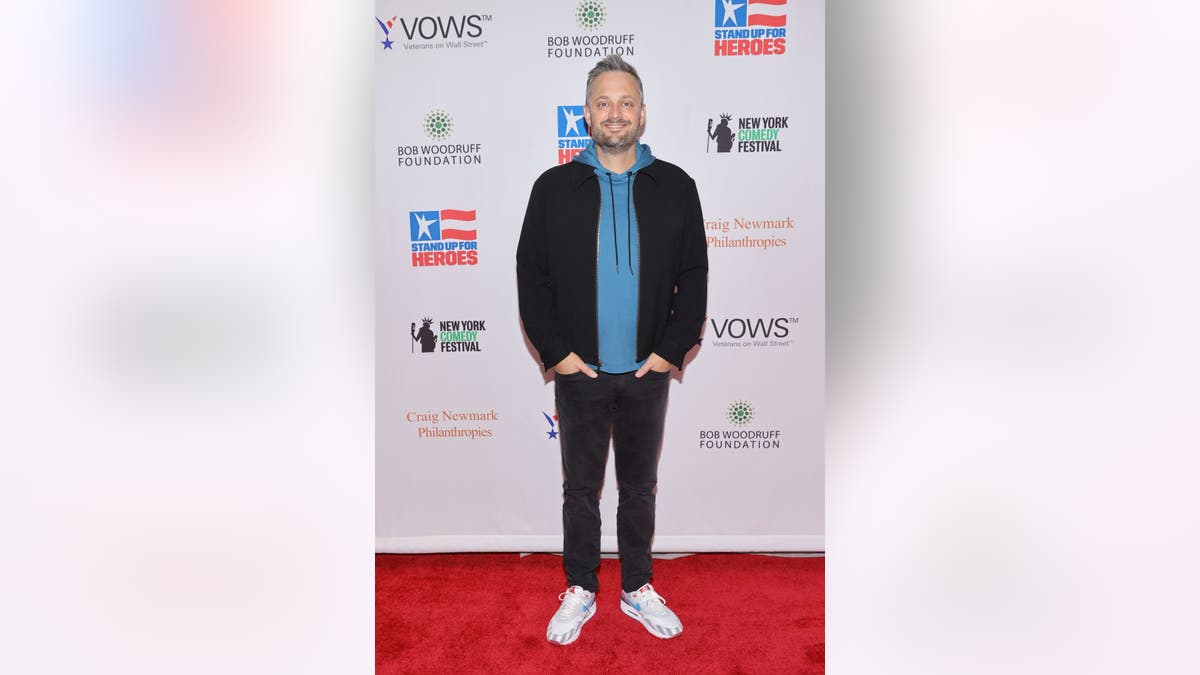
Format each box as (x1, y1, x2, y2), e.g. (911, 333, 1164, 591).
(556, 589, 590, 618)
(630, 586, 668, 613)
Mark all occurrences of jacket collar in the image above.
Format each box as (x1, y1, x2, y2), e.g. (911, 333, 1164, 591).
(569, 157, 660, 190)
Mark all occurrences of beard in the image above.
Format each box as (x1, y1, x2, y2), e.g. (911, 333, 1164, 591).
(590, 117, 643, 153)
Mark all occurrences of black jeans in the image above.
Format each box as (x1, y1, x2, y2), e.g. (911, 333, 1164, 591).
(554, 369, 671, 593)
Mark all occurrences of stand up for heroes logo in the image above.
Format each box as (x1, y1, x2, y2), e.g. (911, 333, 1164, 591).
(556, 105, 589, 164)
(409, 209, 479, 267)
(714, 0, 788, 56)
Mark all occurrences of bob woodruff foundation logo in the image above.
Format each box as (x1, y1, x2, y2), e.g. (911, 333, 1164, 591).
(727, 400, 754, 425)
(699, 399, 782, 449)
(576, 1, 606, 30)
(396, 109, 483, 168)
(546, 1, 635, 59)
(423, 110, 453, 139)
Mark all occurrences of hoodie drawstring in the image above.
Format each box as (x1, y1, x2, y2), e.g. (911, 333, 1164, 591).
(606, 172, 637, 275)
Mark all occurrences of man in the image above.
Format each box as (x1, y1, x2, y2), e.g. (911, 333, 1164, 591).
(516, 55, 708, 645)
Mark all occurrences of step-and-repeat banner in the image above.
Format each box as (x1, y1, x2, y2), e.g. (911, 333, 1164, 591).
(376, 0, 824, 552)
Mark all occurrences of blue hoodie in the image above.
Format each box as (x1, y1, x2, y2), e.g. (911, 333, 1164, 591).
(573, 142, 657, 373)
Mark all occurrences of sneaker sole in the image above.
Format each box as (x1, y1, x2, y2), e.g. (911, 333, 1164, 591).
(547, 602, 596, 646)
(620, 599, 683, 639)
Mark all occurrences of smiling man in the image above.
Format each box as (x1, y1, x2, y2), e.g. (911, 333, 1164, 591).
(516, 55, 709, 646)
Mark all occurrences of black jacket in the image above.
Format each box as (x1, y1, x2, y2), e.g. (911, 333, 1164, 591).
(516, 158, 708, 371)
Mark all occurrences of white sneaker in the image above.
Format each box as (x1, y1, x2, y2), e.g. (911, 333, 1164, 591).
(546, 586, 596, 645)
(620, 583, 683, 638)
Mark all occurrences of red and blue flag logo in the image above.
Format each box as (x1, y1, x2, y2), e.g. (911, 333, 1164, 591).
(713, 0, 788, 56)
(714, 0, 787, 27)
(409, 209, 477, 242)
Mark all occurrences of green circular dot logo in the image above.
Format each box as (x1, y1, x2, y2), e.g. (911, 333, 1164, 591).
(423, 109, 454, 140)
(727, 400, 754, 426)
(576, 0, 606, 31)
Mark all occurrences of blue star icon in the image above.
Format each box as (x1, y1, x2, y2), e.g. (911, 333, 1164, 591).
(547, 429, 558, 439)
(561, 107, 585, 136)
(721, 0, 745, 26)
(381, 38, 394, 49)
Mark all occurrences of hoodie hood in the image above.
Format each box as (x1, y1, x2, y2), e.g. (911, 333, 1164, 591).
(573, 141, 656, 174)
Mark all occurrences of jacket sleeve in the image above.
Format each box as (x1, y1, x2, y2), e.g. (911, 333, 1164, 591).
(516, 176, 571, 371)
(654, 177, 709, 368)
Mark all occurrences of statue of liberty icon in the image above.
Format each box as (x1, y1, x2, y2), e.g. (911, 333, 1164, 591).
(707, 114, 734, 153)
(411, 317, 437, 353)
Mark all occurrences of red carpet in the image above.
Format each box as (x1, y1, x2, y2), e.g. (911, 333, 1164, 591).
(377, 553, 824, 674)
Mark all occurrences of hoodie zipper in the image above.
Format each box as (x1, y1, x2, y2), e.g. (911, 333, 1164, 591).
(593, 195, 602, 369)
(629, 171, 642, 364)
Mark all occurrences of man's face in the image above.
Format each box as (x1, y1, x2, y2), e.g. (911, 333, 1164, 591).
(584, 71, 645, 153)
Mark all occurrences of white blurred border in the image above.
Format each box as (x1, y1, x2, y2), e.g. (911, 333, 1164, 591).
(4, 1, 374, 673)
(829, 2, 1200, 674)
(9, 1, 1200, 672)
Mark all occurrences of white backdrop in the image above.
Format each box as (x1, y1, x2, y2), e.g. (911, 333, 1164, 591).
(376, 0, 824, 552)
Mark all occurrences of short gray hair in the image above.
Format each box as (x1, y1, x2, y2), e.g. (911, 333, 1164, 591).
(585, 54, 644, 103)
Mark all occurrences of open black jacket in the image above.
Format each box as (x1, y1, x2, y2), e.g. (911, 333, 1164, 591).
(516, 158, 708, 371)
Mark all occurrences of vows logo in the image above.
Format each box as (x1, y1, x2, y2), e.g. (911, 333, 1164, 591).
(709, 317, 792, 339)
(395, 15, 487, 40)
